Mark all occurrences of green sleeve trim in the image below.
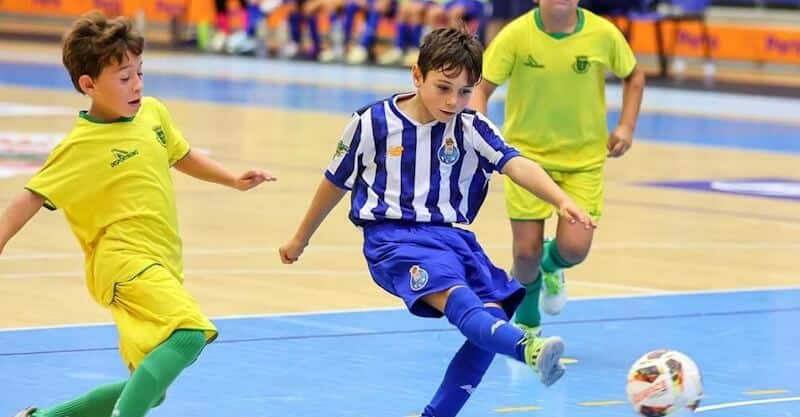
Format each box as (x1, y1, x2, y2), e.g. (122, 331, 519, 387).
(24, 187, 57, 211)
(621, 64, 638, 79)
(171, 147, 191, 167)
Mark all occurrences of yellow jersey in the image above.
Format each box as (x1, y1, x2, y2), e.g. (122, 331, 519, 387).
(483, 8, 637, 171)
(27, 97, 191, 305)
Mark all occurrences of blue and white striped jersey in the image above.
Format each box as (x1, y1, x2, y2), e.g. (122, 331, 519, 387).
(325, 93, 520, 226)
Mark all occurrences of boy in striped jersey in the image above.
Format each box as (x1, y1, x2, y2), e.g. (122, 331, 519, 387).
(280, 27, 595, 417)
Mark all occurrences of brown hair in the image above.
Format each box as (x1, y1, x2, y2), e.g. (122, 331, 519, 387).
(417, 26, 483, 85)
(62, 11, 144, 94)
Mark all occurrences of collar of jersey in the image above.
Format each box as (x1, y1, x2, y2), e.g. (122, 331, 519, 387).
(389, 92, 443, 128)
(79, 110, 135, 124)
(534, 7, 584, 39)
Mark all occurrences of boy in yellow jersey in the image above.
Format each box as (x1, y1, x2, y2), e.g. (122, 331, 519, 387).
(470, 0, 645, 334)
(1, 11, 276, 417)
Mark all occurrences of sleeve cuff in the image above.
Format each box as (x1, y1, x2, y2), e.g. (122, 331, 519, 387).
(171, 147, 191, 167)
(495, 151, 521, 173)
(324, 171, 352, 191)
(24, 187, 57, 211)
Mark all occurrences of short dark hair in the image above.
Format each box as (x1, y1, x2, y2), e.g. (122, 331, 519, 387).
(417, 27, 483, 85)
(62, 11, 144, 94)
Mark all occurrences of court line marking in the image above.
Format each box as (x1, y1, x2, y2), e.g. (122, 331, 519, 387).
(0, 285, 798, 333)
(3, 241, 800, 261)
(696, 396, 800, 412)
(2, 304, 799, 357)
(0, 268, 667, 293)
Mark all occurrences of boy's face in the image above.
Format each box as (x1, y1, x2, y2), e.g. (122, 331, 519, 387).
(80, 51, 143, 119)
(413, 65, 476, 123)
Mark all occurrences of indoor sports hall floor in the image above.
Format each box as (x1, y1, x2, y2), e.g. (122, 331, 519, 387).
(0, 40, 798, 417)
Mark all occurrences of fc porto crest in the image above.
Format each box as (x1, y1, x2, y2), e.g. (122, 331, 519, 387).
(572, 55, 591, 74)
(409, 265, 429, 291)
(437, 137, 460, 165)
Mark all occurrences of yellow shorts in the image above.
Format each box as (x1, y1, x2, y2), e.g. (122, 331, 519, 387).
(504, 167, 604, 221)
(109, 265, 217, 371)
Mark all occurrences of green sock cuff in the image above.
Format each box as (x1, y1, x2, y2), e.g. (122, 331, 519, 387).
(522, 273, 543, 294)
(541, 239, 575, 272)
(163, 330, 206, 354)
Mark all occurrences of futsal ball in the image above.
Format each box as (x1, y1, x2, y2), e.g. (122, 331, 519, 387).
(626, 349, 703, 417)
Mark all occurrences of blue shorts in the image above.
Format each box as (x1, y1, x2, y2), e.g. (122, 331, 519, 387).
(444, 0, 486, 21)
(363, 222, 524, 319)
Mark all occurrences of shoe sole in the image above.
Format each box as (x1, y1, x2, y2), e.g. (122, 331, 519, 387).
(537, 337, 565, 387)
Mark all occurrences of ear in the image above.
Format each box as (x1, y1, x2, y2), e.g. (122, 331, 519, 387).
(78, 74, 95, 96)
(411, 65, 423, 88)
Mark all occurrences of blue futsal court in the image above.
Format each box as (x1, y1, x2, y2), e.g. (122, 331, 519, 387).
(1, 44, 799, 417)
(1, 288, 799, 417)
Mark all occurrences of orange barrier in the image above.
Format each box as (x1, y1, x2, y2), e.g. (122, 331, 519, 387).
(626, 20, 800, 64)
(0, 0, 215, 24)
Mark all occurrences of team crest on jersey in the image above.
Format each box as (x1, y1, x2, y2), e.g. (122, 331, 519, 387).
(572, 55, 591, 74)
(409, 265, 429, 291)
(152, 126, 167, 147)
(437, 137, 460, 165)
(333, 140, 349, 159)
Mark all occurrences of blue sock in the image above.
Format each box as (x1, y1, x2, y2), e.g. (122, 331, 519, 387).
(342, 3, 359, 45)
(443, 287, 526, 362)
(288, 12, 302, 44)
(411, 24, 423, 47)
(245, 4, 263, 37)
(306, 15, 321, 56)
(421, 307, 507, 417)
(359, 9, 380, 48)
(395, 22, 409, 49)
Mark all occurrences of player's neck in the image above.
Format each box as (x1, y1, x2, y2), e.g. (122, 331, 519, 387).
(87, 102, 123, 123)
(540, 7, 578, 34)
(398, 93, 436, 125)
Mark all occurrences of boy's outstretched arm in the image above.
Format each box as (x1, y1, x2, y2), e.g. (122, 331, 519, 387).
(0, 190, 45, 255)
(502, 157, 596, 229)
(174, 149, 276, 191)
(279, 178, 347, 264)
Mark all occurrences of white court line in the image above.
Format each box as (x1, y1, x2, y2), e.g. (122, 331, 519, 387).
(697, 396, 800, 412)
(3, 241, 800, 261)
(1, 285, 798, 333)
(0, 268, 667, 294)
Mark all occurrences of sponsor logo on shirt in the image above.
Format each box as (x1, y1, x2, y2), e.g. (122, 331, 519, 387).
(110, 148, 140, 167)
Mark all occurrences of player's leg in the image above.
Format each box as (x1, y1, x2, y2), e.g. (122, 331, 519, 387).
(302, 0, 326, 57)
(540, 168, 603, 314)
(424, 286, 564, 387)
(110, 330, 206, 417)
(510, 219, 545, 334)
(504, 175, 551, 332)
(420, 302, 505, 417)
(20, 382, 126, 417)
(109, 266, 217, 417)
(283, 0, 303, 57)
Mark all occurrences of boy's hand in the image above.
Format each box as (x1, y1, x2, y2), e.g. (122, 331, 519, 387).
(557, 201, 597, 229)
(607, 124, 633, 158)
(279, 238, 307, 264)
(234, 169, 277, 191)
